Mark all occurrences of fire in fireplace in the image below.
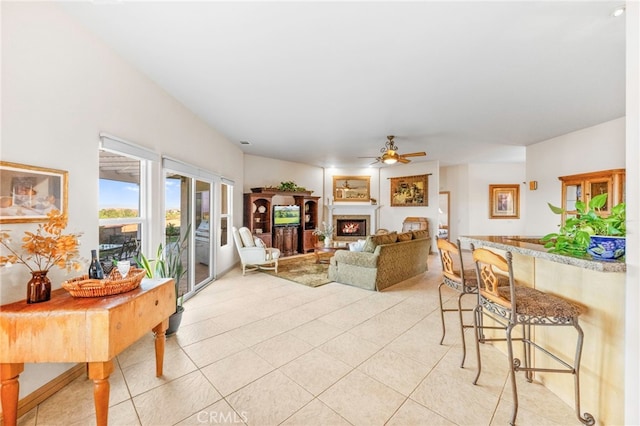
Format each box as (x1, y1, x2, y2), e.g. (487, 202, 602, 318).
(336, 219, 367, 237)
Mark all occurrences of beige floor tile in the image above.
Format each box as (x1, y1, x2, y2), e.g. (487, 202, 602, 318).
(385, 320, 450, 368)
(319, 331, 381, 367)
(287, 319, 345, 347)
(357, 347, 432, 396)
(133, 371, 222, 426)
(410, 368, 499, 425)
(34, 366, 129, 425)
(318, 369, 405, 426)
(116, 332, 182, 369)
(121, 346, 197, 396)
(17, 407, 36, 426)
(182, 332, 247, 368)
(251, 332, 314, 368)
(200, 349, 274, 396)
(226, 370, 314, 426)
(491, 395, 578, 425)
(280, 348, 352, 396)
(281, 399, 351, 426)
(386, 398, 456, 426)
(173, 317, 231, 346)
(175, 399, 248, 425)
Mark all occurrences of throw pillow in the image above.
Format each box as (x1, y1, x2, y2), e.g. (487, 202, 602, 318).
(412, 229, 429, 240)
(254, 237, 266, 248)
(349, 239, 366, 252)
(397, 232, 412, 242)
(239, 227, 255, 247)
(362, 236, 377, 253)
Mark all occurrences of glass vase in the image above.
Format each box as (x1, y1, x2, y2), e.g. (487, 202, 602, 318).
(324, 238, 332, 248)
(26, 270, 51, 304)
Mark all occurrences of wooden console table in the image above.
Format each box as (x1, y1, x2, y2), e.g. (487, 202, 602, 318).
(0, 278, 175, 426)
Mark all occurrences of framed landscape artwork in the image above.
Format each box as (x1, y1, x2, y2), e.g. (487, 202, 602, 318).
(489, 184, 520, 219)
(0, 161, 68, 223)
(333, 176, 370, 202)
(390, 174, 428, 207)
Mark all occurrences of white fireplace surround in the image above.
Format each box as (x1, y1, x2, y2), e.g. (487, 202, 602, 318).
(328, 204, 381, 240)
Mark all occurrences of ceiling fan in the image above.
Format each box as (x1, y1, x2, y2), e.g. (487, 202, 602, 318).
(360, 135, 426, 165)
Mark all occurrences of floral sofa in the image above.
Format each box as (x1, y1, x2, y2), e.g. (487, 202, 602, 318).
(327, 230, 431, 291)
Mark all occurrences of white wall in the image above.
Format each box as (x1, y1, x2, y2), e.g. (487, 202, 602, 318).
(1, 2, 244, 398)
(525, 118, 625, 235)
(439, 162, 526, 244)
(243, 155, 324, 196)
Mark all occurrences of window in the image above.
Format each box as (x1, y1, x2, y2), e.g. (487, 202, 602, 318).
(220, 182, 231, 246)
(98, 134, 157, 267)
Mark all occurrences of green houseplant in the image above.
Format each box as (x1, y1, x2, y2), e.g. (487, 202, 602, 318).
(138, 224, 190, 334)
(542, 193, 625, 260)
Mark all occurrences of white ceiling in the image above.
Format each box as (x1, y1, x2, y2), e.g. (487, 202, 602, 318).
(60, 1, 626, 168)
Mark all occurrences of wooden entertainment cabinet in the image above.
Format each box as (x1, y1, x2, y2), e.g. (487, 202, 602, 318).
(244, 189, 320, 256)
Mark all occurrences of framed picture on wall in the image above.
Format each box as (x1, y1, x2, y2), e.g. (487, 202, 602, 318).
(390, 174, 428, 207)
(489, 184, 520, 219)
(333, 176, 370, 202)
(0, 161, 68, 223)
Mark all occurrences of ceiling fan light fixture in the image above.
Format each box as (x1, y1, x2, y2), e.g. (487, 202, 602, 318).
(382, 152, 399, 164)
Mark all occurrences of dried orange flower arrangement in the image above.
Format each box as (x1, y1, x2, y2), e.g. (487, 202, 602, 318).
(0, 210, 83, 273)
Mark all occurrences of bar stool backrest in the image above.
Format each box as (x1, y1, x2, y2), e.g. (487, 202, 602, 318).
(473, 248, 516, 313)
(437, 238, 472, 284)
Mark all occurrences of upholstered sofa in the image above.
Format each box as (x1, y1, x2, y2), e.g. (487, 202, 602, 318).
(328, 230, 431, 291)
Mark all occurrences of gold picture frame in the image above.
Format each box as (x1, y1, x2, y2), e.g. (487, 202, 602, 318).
(0, 161, 69, 223)
(489, 184, 520, 219)
(390, 174, 428, 207)
(333, 176, 370, 202)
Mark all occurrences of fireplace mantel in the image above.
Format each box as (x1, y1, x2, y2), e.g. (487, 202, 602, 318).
(327, 204, 381, 238)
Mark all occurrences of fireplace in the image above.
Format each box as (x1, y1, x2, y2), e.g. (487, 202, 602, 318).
(333, 215, 370, 240)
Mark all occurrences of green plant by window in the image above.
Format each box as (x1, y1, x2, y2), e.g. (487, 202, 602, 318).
(542, 193, 625, 257)
(137, 224, 191, 311)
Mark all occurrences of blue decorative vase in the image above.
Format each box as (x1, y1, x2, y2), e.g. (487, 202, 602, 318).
(587, 236, 625, 260)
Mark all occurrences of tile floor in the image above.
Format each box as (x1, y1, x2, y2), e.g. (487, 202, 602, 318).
(18, 255, 580, 425)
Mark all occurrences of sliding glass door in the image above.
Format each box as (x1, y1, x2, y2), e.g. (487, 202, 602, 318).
(165, 172, 214, 301)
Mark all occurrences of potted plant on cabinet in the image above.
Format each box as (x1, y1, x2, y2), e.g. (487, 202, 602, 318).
(138, 225, 190, 335)
(542, 193, 625, 260)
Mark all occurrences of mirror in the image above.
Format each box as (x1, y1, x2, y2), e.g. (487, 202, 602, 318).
(438, 191, 450, 239)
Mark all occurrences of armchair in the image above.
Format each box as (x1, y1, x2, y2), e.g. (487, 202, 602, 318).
(232, 227, 280, 275)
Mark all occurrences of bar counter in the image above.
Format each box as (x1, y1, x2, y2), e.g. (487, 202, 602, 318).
(459, 235, 625, 425)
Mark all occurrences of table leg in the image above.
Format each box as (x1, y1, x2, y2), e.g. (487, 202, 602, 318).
(1, 363, 24, 426)
(88, 361, 114, 426)
(153, 318, 169, 377)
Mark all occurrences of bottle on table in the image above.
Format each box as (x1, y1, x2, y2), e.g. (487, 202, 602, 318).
(88, 249, 105, 279)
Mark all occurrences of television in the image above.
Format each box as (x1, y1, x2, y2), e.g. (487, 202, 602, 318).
(273, 205, 301, 226)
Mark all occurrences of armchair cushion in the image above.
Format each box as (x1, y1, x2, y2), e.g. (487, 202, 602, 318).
(239, 227, 255, 247)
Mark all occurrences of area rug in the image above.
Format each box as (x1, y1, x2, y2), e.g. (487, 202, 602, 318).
(261, 254, 332, 287)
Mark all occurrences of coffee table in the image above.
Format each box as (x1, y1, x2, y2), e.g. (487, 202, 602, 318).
(314, 244, 348, 264)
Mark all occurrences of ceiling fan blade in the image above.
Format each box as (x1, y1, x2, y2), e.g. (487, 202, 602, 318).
(398, 157, 411, 164)
(370, 158, 381, 165)
(358, 156, 379, 159)
(400, 151, 426, 158)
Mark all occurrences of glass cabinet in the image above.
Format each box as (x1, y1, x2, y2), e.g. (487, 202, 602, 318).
(558, 169, 625, 223)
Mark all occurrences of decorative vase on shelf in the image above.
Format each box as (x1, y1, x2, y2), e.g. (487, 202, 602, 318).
(26, 270, 51, 304)
(324, 238, 332, 248)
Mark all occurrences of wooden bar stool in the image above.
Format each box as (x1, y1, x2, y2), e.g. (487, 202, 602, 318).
(436, 238, 479, 368)
(471, 248, 594, 426)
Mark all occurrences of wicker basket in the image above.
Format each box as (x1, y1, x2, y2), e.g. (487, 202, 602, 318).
(62, 268, 146, 298)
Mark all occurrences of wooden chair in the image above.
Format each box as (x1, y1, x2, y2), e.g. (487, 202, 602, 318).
(471, 248, 594, 426)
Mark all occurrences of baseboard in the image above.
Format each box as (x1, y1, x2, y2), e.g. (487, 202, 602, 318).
(0, 363, 85, 424)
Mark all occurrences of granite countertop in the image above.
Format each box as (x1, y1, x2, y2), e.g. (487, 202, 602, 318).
(459, 235, 626, 273)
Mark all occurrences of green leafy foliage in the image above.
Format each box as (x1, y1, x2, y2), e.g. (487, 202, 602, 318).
(137, 224, 191, 311)
(541, 193, 625, 257)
